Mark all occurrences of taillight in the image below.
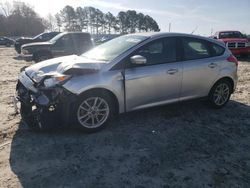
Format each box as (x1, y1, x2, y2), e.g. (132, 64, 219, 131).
(227, 54, 238, 66)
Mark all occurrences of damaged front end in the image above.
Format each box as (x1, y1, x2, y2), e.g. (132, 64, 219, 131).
(15, 55, 104, 130)
(16, 71, 76, 130)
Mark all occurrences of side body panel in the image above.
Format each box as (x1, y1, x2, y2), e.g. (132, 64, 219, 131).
(125, 62, 182, 111)
(180, 57, 221, 101)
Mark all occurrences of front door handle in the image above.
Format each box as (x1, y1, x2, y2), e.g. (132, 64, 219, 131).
(208, 63, 217, 68)
(167, 69, 178, 75)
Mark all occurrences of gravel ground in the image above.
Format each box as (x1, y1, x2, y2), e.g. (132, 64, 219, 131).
(0, 47, 250, 188)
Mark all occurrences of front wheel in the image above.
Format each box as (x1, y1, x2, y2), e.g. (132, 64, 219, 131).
(74, 92, 115, 133)
(208, 80, 232, 109)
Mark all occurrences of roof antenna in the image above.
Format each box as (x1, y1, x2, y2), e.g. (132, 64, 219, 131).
(191, 26, 198, 34)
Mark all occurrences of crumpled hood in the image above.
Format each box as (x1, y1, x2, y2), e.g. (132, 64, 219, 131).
(25, 55, 107, 82)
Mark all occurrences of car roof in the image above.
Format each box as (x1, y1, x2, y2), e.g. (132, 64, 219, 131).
(127, 32, 209, 39)
(128, 32, 225, 47)
(63, 32, 90, 35)
(47, 31, 60, 34)
(218, 30, 241, 33)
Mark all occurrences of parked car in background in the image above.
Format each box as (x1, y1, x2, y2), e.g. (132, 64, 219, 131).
(21, 32, 94, 62)
(95, 35, 119, 45)
(212, 31, 250, 57)
(14, 32, 60, 54)
(15, 33, 238, 132)
(0, 36, 15, 47)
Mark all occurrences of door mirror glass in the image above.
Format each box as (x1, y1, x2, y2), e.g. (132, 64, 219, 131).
(130, 55, 147, 65)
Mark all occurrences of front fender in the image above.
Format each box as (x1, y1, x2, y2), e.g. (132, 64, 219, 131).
(62, 71, 125, 113)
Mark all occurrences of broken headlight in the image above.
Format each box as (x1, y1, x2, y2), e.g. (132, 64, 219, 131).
(43, 74, 71, 88)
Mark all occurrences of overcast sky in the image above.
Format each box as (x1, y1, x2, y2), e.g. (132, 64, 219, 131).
(6, 0, 250, 35)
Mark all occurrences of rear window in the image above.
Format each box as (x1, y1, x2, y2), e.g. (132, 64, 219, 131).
(219, 31, 243, 39)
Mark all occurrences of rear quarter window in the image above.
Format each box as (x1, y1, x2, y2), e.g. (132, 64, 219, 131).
(74, 34, 92, 45)
(211, 43, 225, 56)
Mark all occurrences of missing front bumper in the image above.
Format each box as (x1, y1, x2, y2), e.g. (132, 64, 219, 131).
(20, 102, 62, 130)
(16, 81, 76, 130)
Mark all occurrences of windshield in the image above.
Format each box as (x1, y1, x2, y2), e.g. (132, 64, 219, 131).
(49, 33, 65, 43)
(82, 35, 148, 61)
(219, 31, 243, 39)
(32, 33, 44, 40)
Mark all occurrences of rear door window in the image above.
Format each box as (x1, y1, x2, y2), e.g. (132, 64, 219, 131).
(182, 38, 211, 60)
(61, 34, 73, 46)
(72, 34, 92, 54)
(72, 34, 91, 46)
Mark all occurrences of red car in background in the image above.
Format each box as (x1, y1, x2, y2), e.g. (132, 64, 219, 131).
(212, 31, 250, 57)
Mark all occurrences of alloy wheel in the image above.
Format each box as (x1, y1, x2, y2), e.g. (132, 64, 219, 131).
(213, 83, 230, 106)
(77, 97, 110, 129)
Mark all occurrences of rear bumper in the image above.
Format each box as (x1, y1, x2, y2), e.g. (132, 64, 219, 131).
(230, 47, 250, 56)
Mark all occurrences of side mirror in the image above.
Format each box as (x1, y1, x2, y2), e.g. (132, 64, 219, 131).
(130, 55, 147, 65)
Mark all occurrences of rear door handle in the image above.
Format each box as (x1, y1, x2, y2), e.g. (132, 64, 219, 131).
(167, 69, 178, 75)
(208, 63, 217, 68)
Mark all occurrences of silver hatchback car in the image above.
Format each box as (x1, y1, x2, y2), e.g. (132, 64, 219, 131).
(16, 32, 238, 132)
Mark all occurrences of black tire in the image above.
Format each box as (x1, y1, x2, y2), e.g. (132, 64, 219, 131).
(16, 46, 21, 54)
(208, 80, 232, 109)
(73, 91, 116, 133)
(33, 52, 52, 63)
(20, 102, 40, 131)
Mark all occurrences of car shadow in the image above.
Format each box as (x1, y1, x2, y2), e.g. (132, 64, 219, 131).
(13, 56, 24, 61)
(9, 100, 250, 187)
(13, 56, 33, 62)
(238, 56, 250, 63)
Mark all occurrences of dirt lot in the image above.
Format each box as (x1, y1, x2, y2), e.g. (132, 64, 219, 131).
(0, 47, 250, 188)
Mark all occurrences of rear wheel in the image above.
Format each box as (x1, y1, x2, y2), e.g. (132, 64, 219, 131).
(74, 92, 115, 133)
(208, 80, 232, 108)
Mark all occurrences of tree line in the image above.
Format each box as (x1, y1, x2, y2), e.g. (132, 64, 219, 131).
(55, 6, 160, 34)
(0, 1, 45, 36)
(0, 1, 160, 36)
